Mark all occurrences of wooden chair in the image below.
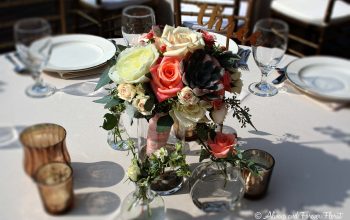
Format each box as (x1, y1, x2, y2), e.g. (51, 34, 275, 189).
(173, 0, 256, 44)
(0, 0, 67, 53)
(271, 0, 350, 57)
(74, 0, 158, 38)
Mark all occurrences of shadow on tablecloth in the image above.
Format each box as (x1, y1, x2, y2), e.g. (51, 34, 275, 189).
(69, 191, 120, 216)
(72, 161, 124, 189)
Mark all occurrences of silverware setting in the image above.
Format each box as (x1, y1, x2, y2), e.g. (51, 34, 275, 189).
(237, 48, 251, 71)
(272, 66, 287, 85)
(5, 52, 29, 74)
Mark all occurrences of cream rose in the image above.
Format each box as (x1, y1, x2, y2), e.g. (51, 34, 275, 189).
(108, 44, 159, 84)
(132, 95, 153, 115)
(178, 87, 199, 106)
(160, 25, 205, 57)
(117, 83, 136, 102)
(170, 103, 208, 128)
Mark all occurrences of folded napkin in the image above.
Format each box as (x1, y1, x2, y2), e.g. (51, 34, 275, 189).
(44, 64, 108, 79)
(234, 48, 251, 69)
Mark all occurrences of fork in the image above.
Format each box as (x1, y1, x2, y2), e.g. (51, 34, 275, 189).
(237, 49, 251, 71)
(272, 66, 288, 84)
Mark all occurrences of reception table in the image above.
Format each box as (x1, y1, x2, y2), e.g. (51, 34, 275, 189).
(0, 38, 350, 220)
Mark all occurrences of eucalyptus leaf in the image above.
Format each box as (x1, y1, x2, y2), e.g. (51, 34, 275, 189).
(125, 103, 137, 124)
(104, 98, 121, 109)
(156, 114, 173, 132)
(93, 95, 112, 104)
(116, 44, 127, 53)
(102, 113, 117, 130)
(144, 97, 154, 112)
(95, 66, 112, 91)
(199, 149, 211, 162)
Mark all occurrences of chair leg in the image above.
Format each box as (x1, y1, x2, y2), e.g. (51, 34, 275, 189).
(317, 28, 326, 54)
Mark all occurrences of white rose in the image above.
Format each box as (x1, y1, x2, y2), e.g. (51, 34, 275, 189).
(160, 25, 205, 57)
(127, 163, 140, 182)
(108, 44, 159, 84)
(210, 104, 228, 124)
(117, 83, 136, 102)
(132, 95, 153, 115)
(178, 87, 199, 106)
(170, 103, 208, 128)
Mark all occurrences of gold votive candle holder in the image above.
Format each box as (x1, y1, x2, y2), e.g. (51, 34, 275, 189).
(34, 162, 74, 215)
(242, 149, 275, 199)
(19, 123, 71, 177)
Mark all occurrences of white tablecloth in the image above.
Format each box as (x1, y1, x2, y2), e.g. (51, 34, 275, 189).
(0, 38, 350, 220)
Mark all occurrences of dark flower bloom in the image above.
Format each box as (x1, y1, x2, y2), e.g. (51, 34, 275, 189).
(182, 49, 224, 100)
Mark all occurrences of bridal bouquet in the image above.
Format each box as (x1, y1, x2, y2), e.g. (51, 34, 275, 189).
(95, 25, 254, 155)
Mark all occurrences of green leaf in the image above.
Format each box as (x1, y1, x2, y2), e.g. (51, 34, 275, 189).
(93, 95, 112, 104)
(116, 44, 127, 53)
(209, 130, 216, 141)
(145, 72, 152, 79)
(102, 113, 117, 130)
(156, 114, 174, 132)
(95, 66, 112, 91)
(199, 149, 211, 162)
(104, 98, 121, 109)
(144, 97, 154, 112)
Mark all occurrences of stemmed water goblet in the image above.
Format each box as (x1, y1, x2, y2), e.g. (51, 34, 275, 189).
(14, 18, 55, 98)
(121, 5, 156, 46)
(249, 18, 289, 97)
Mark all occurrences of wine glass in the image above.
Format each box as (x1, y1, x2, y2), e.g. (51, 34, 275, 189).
(14, 18, 55, 98)
(121, 5, 156, 46)
(249, 18, 289, 97)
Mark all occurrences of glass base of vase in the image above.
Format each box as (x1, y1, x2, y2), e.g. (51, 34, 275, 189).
(190, 162, 245, 212)
(151, 170, 183, 196)
(108, 140, 129, 151)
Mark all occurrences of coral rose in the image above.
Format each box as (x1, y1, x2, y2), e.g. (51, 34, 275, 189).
(150, 57, 184, 102)
(207, 132, 237, 158)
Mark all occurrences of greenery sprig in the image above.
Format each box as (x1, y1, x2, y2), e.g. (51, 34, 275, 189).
(225, 96, 257, 130)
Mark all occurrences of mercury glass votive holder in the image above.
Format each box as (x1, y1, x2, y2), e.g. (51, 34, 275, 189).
(242, 149, 275, 199)
(34, 162, 74, 215)
(20, 123, 71, 177)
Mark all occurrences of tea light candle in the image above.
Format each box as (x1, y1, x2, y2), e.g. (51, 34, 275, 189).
(242, 149, 275, 199)
(34, 162, 74, 215)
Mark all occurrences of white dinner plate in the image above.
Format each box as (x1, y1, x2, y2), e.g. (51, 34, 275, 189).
(286, 56, 350, 102)
(212, 32, 239, 54)
(45, 34, 116, 72)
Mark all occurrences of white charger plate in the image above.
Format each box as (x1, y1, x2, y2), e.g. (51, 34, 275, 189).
(286, 56, 350, 102)
(212, 32, 239, 54)
(45, 34, 116, 72)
